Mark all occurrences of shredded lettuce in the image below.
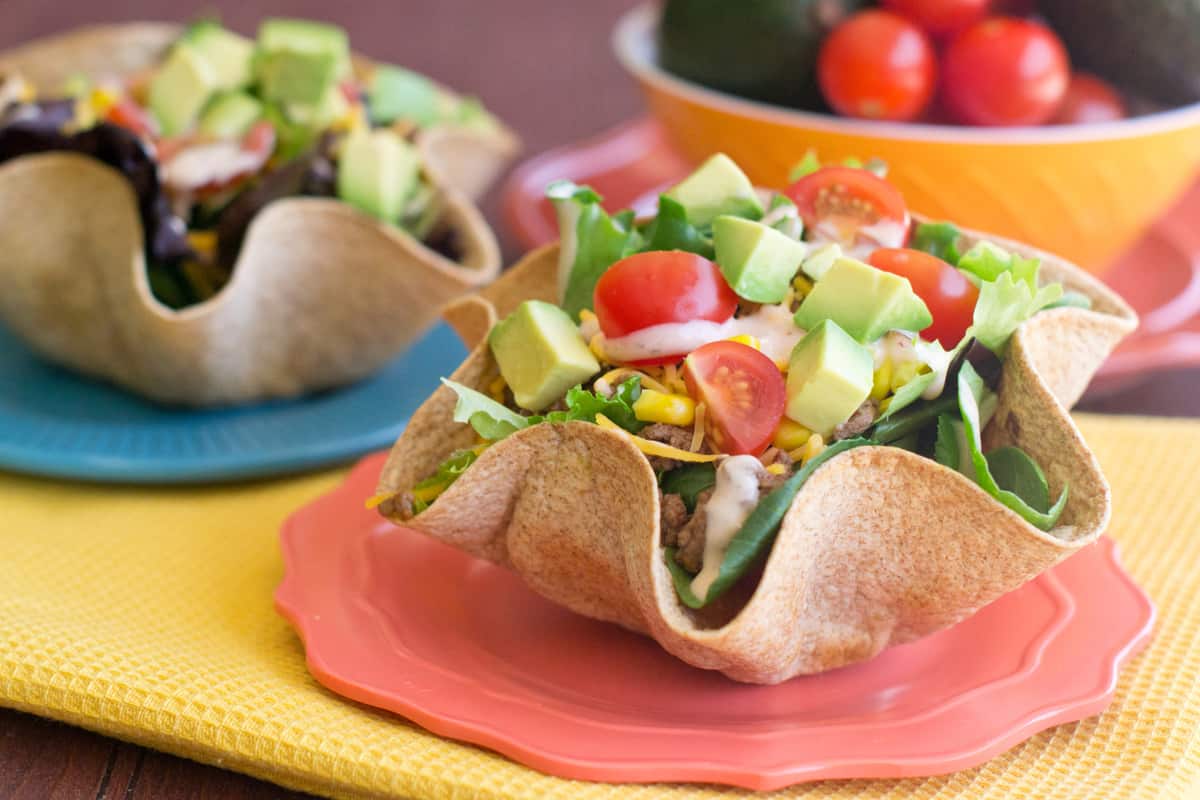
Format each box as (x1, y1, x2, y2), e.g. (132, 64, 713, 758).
(441, 376, 645, 442)
(957, 363, 1068, 530)
(410, 448, 480, 513)
(877, 371, 938, 421)
(971, 270, 1063, 353)
(532, 377, 645, 433)
(441, 379, 529, 441)
(787, 150, 822, 182)
(547, 180, 643, 320)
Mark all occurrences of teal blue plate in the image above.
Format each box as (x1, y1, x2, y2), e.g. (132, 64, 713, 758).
(0, 322, 463, 484)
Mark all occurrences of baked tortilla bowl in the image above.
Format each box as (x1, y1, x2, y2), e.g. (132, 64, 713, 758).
(0, 24, 519, 406)
(376, 228, 1137, 685)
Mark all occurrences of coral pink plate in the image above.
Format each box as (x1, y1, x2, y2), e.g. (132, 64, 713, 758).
(501, 118, 1200, 396)
(276, 452, 1154, 790)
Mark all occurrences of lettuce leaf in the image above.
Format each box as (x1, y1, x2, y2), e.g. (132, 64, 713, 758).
(668, 437, 874, 609)
(441, 376, 646, 442)
(911, 221, 963, 264)
(531, 377, 645, 433)
(876, 371, 938, 420)
(957, 363, 1068, 530)
(638, 195, 713, 258)
(934, 414, 959, 469)
(971, 270, 1063, 353)
(441, 379, 529, 441)
(410, 448, 480, 513)
(547, 180, 643, 320)
(660, 462, 716, 511)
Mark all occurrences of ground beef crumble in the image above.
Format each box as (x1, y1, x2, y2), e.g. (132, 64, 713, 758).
(833, 399, 878, 441)
(640, 423, 697, 472)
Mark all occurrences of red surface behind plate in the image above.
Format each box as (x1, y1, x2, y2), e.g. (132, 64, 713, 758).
(501, 118, 1200, 395)
(276, 453, 1153, 789)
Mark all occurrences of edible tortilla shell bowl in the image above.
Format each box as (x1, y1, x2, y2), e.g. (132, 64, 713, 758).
(0, 24, 520, 406)
(377, 230, 1137, 685)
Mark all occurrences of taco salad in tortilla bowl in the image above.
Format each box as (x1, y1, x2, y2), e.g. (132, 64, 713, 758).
(374, 153, 1136, 684)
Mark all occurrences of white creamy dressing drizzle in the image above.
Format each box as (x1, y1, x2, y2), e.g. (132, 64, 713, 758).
(599, 303, 803, 365)
(871, 330, 954, 400)
(811, 218, 907, 261)
(689, 455, 763, 600)
(162, 141, 264, 193)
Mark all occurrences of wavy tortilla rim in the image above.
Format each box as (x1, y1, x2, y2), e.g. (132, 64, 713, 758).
(378, 226, 1137, 684)
(0, 23, 518, 405)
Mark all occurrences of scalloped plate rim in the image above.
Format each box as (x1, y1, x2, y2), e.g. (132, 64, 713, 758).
(274, 452, 1155, 789)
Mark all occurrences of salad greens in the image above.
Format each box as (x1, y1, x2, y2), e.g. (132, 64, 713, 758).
(442, 376, 646, 443)
(911, 221, 964, 264)
(410, 448, 479, 514)
(667, 437, 874, 609)
(660, 462, 717, 511)
(548, 181, 643, 320)
(956, 363, 1068, 530)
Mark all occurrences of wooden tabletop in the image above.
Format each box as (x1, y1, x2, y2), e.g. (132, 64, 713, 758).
(1, 1, 1197, 798)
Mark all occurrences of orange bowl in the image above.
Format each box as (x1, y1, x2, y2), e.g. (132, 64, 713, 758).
(613, 4, 1200, 274)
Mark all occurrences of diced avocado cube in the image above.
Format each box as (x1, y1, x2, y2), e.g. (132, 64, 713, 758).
(285, 81, 350, 129)
(712, 215, 808, 303)
(336, 129, 420, 223)
(368, 64, 439, 126)
(256, 18, 350, 107)
(148, 45, 219, 136)
(800, 243, 842, 280)
(663, 153, 763, 227)
(793, 257, 932, 343)
(256, 48, 338, 107)
(199, 91, 262, 139)
(785, 319, 874, 437)
(182, 21, 254, 90)
(489, 300, 601, 412)
(262, 102, 316, 161)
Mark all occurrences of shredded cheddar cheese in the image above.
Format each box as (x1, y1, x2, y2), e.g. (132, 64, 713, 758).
(595, 414, 719, 462)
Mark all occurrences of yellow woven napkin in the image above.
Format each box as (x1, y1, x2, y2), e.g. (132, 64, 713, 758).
(1, 413, 1197, 800)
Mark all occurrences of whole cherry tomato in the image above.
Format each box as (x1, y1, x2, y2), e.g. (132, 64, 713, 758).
(817, 10, 937, 122)
(881, 0, 993, 38)
(1050, 73, 1127, 125)
(941, 17, 1070, 126)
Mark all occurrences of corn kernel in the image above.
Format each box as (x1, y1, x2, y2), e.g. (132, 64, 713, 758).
(633, 389, 695, 426)
(88, 86, 119, 116)
(578, 309, 597, 323)
(765, 463, 786, 476)
(879, 396, 892, 413)
(772, 418, 812, 452)
(792, 274, 814, 298)
(186, 230, 218, 257)
(890, 360, 923, 392)
(800, 433, 826, 464)
(487, 375, 507, 402)
(727, 334, 762, 350)
(871, 360, 893, 402)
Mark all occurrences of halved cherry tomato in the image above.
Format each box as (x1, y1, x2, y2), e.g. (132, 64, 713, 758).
(868, 248, 978, 346)
(105, 99, 158, 140)
(594, 250, 737, 345)
(881, 0, 992, 38)
(784, 166, 910, 252)
(683, 341, 786, 456)
(817, 10, 937, 121)
(160, 121, 277, 198)
(1050, 73, 1126, 125)
(941, 17, 1070, 126)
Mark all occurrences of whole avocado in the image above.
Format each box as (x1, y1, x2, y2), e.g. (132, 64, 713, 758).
(658, 0, 869, 110)
(1040, 0, 1200, 106)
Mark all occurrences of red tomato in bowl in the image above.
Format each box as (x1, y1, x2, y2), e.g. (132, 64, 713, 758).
(881, 0, 993, 38)
(785, 167, 911, 251)
(593, 250, 738, 363)
(683, 341, 786, 456)
(868, 248, 979, 346)
(941, 17, 1070, 126)
(1050, 73, 1127, 125)
(817, 10, 937, 122)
